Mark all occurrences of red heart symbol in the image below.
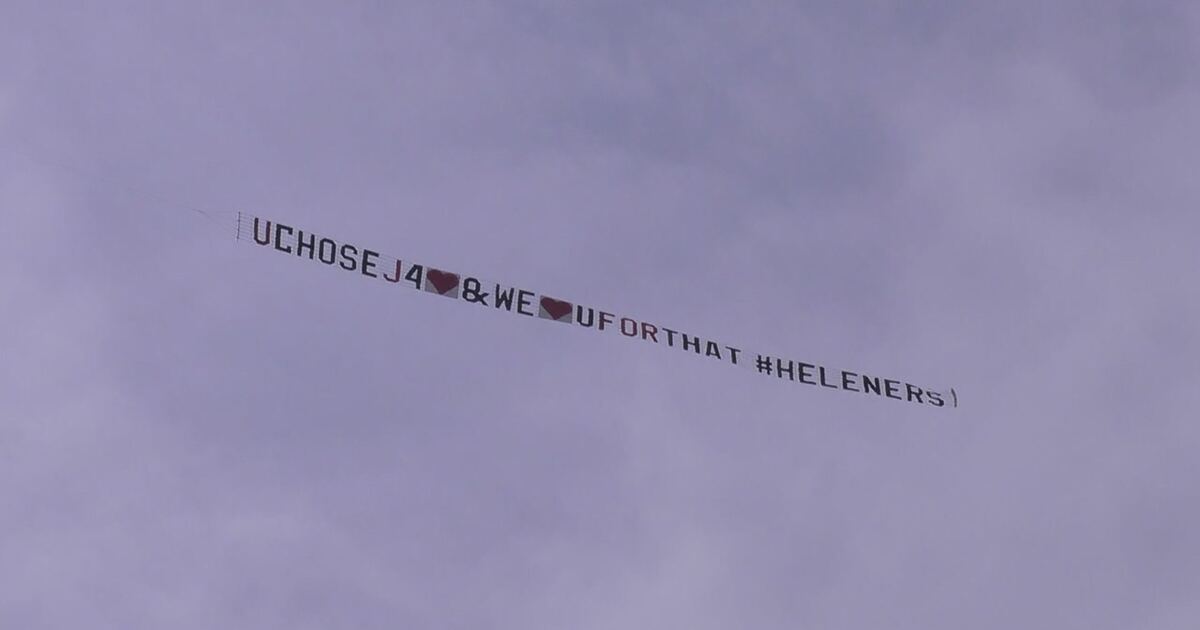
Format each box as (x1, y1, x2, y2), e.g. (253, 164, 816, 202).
(540, 296, 572, 320)
(426, 269, 460, 294)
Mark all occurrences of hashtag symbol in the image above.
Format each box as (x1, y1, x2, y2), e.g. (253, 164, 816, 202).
(756, 355, 773, 375)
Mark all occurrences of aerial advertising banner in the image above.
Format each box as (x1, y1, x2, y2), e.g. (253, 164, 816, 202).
(237, 213, 957, 409)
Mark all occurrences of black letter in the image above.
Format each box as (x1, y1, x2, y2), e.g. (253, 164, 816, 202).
(776, 359, 795, 381)
(462, 278, 489, 304)
(516, 290, 535, 316)
(494, 286, 515, 311)
(318, 238, 337, 264)
(905, 384, 925, 403)
(818, 366, 838, 389)
(841, 371, 859, 392)
(884, 379, 902, 399)
(862, 375, 882, 395)
(295, 230, 316, 259)
(755, 355, 773, 375)
(798, 362, 817, 385)
(576, 306, 595, 327)
(253, 217, 272, 245)
(339, 244, 359, 271)
(274, 223, 294, 253)
(403, 264, 424, 290)
(361, 249, 379, 278)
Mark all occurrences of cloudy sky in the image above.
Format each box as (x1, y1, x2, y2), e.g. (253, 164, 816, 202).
(2, 2, 1198, 628)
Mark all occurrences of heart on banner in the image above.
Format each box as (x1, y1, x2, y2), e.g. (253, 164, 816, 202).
(538, 296, 574, 323)
(424, 268, 460, 298)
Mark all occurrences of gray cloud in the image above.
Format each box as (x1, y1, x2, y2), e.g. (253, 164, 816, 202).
(2, 1, 1197, 628)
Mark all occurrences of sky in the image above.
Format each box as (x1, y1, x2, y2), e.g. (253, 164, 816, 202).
(2, 1, 1198, 628)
